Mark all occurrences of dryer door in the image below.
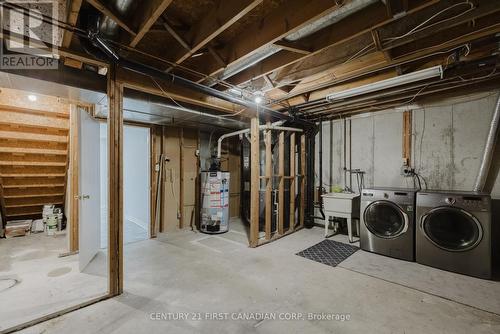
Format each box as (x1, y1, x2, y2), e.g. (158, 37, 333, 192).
(421, 207, 483, 252)
(363, 201, 409, 238)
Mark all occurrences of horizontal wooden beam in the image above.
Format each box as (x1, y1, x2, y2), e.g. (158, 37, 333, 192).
(0, 147, 67, 155)
(270, 18, 500, 109)
(62, 0, 83, 48)
(117, 67, 244, 115)
(2, 183, 65, 189)
(201, 0, 343, 79)
(86, 0, 137, 36)
(129, 0, 174, 47)
(170, 0, 262, 65)
(222, 0, 437, 87)
(274, 40, 311, 55)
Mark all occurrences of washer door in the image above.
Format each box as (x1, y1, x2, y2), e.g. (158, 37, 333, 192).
(363, 201, 409, 238)
(421, 207, 483, 252)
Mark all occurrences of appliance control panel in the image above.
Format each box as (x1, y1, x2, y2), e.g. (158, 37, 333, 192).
(441, 196, 489, 211)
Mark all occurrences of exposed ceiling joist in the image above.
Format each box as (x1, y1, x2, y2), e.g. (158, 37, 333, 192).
(270, 19, 500, 110)
(86, 0, 137, 36)
(381, 0, 500, 51)
(169, 0, 263, 65)
(159, 16, 190, 51)
(62, 0, 83, 48)
(199, 0, 345, 81)
(274, 40, 311, 55)
(255, 0, 498, 96)
(129, 0, 174, 47)
(223, 0, 437, 88)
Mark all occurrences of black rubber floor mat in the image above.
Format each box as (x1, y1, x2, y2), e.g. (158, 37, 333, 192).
(296, 239, 359, 267)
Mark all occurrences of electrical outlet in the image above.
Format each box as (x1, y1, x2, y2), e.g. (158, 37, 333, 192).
(401, 165, 415, 177)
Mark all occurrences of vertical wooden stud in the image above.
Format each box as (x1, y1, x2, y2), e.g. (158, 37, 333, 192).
(299, 134, 306, 228)
(289, 133, 296, 232)
(108, 65, 123, 296)
(264, 123, 272, 240)
(250, 117, 260, 247)
(179, 128, 184, 229)
(278, 131, 285, 235)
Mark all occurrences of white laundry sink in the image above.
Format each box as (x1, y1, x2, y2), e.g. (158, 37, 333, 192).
(322, 192, 360, 217)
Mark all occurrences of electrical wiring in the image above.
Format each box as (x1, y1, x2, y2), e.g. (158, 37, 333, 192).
(167, 168, 180, 219)
(151, 75, 249, 125)
(342, 43, 375, 65)
(0, 3, 247, 95)
(370, 84, 430, 110)
(384, 2, 475, 42)
(458, 66, 497, 82)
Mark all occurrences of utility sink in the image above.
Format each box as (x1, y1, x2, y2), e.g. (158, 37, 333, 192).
(322, 192, 360, 218)
(322, 192, 361, 242)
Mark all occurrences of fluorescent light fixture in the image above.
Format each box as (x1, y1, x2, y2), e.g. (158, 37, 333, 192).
(326, 66, 443, 102)
(28, 94, 37, 101)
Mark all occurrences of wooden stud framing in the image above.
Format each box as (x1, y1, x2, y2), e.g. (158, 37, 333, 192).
(69, 105, 79, 252)
(278, 131, 285, 235)
(150, 125, 163, 238)
(402, 110, 412, 167)
(264, 123, 272, 240)
(289, 133, 296, 232)
(249, 117, 260, 247)
(179, 128, 184, 229)
(299, 134, 306, 228)
(107, 65, 124, 296)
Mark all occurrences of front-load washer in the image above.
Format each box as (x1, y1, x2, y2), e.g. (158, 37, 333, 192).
(360, 187, 417, 261)
(416, 191, 492, 279)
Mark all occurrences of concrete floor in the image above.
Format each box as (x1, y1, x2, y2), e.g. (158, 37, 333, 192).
(101, 218, 149, 248)
(0, 232, 107, 331)
(14, 219, 500, 334)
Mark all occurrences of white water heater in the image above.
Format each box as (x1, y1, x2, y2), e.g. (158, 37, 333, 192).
(200, 171, 230, 234)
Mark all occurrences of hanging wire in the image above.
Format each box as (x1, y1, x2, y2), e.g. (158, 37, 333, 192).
(383, 2, 475, 42)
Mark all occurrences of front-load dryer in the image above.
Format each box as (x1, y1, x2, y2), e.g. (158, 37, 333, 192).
(360, 188, 417, 261)
(416, 191, 492, 279)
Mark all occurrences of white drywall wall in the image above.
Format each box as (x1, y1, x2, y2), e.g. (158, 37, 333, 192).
(99, 123, 150, 247)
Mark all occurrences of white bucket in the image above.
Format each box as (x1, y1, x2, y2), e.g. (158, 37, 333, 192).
(46, 216, 58, 236)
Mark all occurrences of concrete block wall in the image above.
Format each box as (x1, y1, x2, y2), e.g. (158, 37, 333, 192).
(315, 91, 500, 199)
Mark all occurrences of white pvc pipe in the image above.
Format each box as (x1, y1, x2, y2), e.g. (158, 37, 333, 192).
(216, 124, 303, 158)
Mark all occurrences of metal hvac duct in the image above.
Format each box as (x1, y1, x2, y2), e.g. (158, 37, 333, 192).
(473, 92, 500, 192)
(87, 35, 314, 128)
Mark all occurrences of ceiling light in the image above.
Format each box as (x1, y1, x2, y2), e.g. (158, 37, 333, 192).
(326, 66, 443, 103)
(254, 91, 264, 104)
(28, 94, 37, 101)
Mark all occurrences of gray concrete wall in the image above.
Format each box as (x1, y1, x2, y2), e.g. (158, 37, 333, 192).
(315, 91, 500, 199)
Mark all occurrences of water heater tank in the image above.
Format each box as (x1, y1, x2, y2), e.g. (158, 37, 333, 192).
(200, 171, 230, 234)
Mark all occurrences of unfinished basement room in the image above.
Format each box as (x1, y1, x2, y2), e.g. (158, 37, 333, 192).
(0, 0, 500, 333)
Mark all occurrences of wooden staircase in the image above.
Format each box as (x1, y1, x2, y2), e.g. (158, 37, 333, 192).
(0, 89, 70, 222)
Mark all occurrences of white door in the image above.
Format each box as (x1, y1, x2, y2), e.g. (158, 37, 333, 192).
(78, 108, 101, 271)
